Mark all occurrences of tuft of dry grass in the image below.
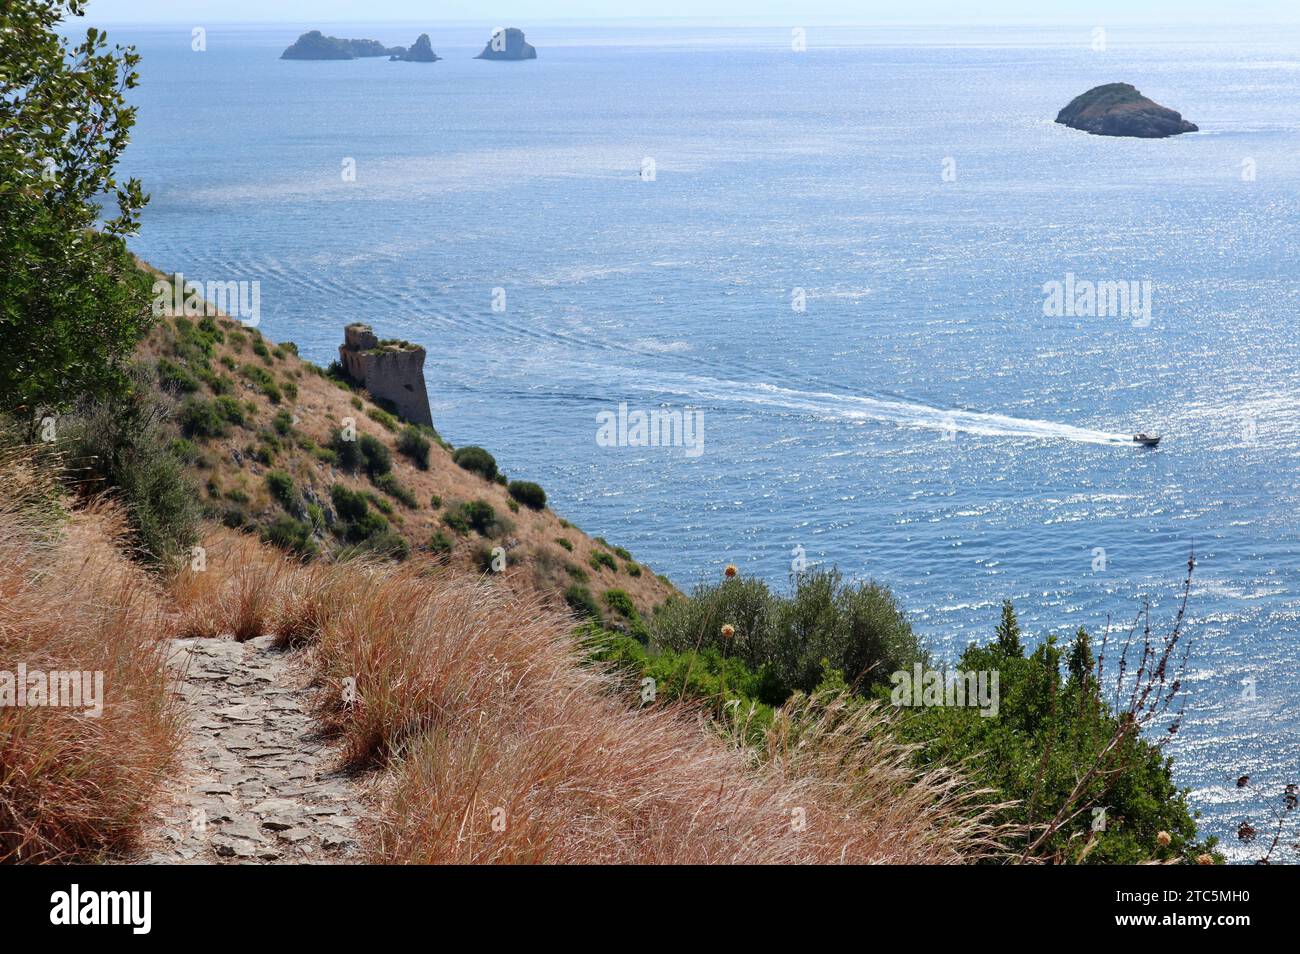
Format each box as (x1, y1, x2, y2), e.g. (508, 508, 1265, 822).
(167, 527, 307, 640)
(0, 449, 183, 863)
(166, 543, 1006, 864)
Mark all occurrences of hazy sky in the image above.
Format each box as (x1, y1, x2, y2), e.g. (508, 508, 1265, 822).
(81, 0, 1295, 24)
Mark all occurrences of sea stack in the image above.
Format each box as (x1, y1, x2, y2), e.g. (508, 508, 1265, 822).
(1055, 83, 1198, 138)
(475, 27, 537, 60)
(338, 324, 433, 429)
(390, 34, 440, 62)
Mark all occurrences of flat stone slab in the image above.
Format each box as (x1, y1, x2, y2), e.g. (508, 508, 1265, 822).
(133, 637, 368, 865)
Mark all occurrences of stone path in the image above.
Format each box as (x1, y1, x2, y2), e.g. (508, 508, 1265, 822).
(137, 637, 366, 864)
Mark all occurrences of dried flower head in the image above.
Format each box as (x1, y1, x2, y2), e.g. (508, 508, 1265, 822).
(724, 564, 738, 579)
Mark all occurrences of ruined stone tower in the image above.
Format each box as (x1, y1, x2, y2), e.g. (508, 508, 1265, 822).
(338, 323, 433, 429)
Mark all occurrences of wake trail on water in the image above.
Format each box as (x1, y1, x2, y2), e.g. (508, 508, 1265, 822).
(333, 298, 1130, 445)
(621, 372, 1134, 445)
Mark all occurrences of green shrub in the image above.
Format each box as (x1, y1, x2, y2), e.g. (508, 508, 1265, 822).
(358, 433, 391, 476)
(651, 568, 924, 705)
(507, 480, 546, 510)
(565, 563, 588, 582)
(330, 429, 362, 472)
(366, 406, 398, 432)
(196, 367, 233, 395)
(555, 537, 573, 551)
(240, 362, 281, 402)
(178, 397, 227, 439)
(428, 531, 453, 557)
(612, 545, 632, 561)
(64, 390, 201, 567)
(891, 603, 1216, 865)
(272, 409, 294, 436)
(330, 484, 369, 522)
(169, 438, 199, 464)
(584, 629, 778, 737)
(265, 470, 296, 509)
(344, 510, 390, 544)
(564, 585, 601, 621)
(452, 445, 498, 481)
(625, 562, 642, 577)
(461, 499, 497, 535)
(603, 588, 637, 619)
(251, 338, 271, 362)
(589, 550, 617, 573)
(326, 485, 407, 561)
(281, 380, 297, 403)
(396, 426, 431, 469)
(196, 315, 225, 344)
(213, 395, 246, 427)
(262, 515, 317, 558)
(355, 529, 409, 560)
(443, 511, 470, 535)
(429, 494, 442, 509)
(157, 358, 200, 393)
(373, 472, 417, 508)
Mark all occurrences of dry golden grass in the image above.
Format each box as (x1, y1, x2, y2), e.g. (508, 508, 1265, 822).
(167, 540, 1007, 864)
(0, 450, 183, 863)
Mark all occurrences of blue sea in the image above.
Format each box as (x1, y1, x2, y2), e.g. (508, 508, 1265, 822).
(107, 19, 1300, 858)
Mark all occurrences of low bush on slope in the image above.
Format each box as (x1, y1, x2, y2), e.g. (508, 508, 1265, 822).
(638, 568, 1218, 864)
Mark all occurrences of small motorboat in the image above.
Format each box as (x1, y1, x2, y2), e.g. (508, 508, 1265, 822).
(1132, 432, 1161, 447)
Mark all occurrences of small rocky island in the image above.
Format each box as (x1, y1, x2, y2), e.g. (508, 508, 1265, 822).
(390, 34, 440, 62)
(475, 27, 537, 60)
(1055, 83, 1198, 138)
(280, 31, 403, 60)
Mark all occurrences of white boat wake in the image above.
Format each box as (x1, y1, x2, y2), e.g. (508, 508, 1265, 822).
(635, 373, 1134, 445)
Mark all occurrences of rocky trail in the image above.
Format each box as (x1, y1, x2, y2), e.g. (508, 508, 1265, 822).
(137, 637, 368, 864)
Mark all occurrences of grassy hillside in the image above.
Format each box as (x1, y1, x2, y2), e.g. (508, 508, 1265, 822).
(135, 265, 676, 628)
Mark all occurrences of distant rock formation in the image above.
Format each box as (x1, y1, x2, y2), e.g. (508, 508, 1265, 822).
(280, 31, 402, 60)
(390, 34, 440, 62)
(1055, 83, 1198, 138)
(338, 324, 433, 428)
(475, 27, 537, 61)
